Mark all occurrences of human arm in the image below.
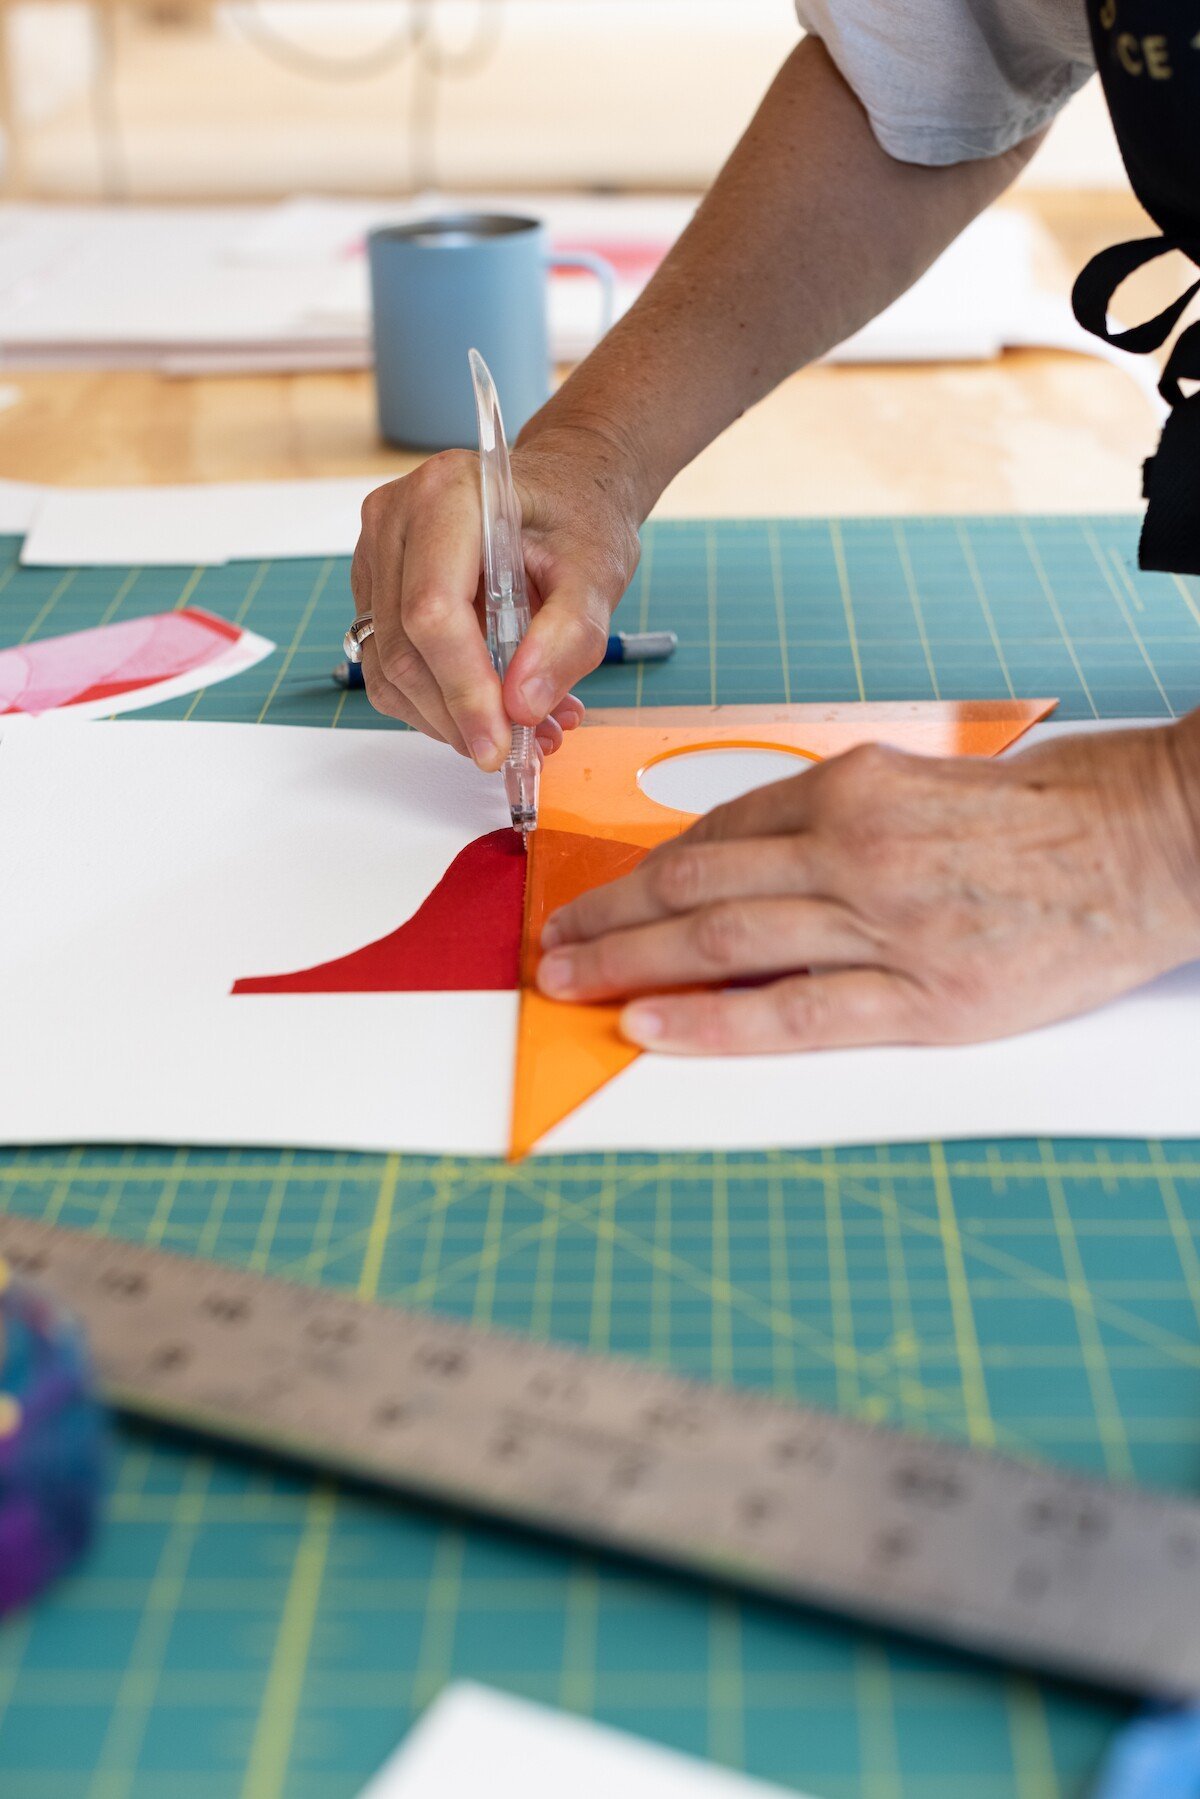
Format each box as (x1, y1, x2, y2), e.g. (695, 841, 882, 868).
(352, 36, 1040, 763)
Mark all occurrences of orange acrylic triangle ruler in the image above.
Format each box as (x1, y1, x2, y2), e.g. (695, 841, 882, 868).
(510, 700, 1055, 1159)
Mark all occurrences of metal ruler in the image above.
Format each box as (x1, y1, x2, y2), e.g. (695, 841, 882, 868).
(4, 1213, 1199, 1699)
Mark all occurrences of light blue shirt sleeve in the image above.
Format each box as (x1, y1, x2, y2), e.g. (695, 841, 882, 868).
(794, 0, 1095, 166)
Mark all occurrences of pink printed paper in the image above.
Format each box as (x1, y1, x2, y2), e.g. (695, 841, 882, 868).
(0, 608, 273, 720)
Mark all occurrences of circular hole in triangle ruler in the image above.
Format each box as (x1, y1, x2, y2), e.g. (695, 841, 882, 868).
(637, 745, 816, 815)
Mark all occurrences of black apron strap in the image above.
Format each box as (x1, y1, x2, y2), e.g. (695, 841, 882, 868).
(1138, 319, 1200, 576)
(1074, 2, 1200, 574)
(1072, 236, 1200, 572)
(1071, 236, 1200, 353)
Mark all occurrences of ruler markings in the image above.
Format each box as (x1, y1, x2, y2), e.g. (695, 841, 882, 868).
(4, 1216, 1200, 1701)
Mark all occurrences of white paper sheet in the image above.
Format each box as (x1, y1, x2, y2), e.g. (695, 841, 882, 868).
(359, 1685, 815, 1799)
(0, 479, 44, 535)
(0, 720, 1196, 1158)
(19, 475, 384, 567)
(0, 721, 514, 1155)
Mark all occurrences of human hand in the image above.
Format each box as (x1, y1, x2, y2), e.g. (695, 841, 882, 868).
(351, 425, 641, 770)
(536, 724, 1200, 1053)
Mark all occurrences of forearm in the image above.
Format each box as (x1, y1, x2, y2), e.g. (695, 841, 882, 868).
(520, 36, 1037, 519)
(1168, 708, 1200, 895)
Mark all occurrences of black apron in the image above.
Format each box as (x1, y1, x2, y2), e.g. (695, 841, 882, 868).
(1073, 3, 1200, 573)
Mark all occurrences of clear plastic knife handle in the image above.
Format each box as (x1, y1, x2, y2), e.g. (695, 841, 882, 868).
(470, 348, 540, 835)
(470, 348, 531, 684)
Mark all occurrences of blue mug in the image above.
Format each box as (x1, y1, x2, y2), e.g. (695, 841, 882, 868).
(368, 213, 615, 451)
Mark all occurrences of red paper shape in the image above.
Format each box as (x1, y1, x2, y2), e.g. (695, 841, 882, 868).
(232, 828, 527, 995)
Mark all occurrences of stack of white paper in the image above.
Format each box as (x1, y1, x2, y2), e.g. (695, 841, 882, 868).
(0, 196, 1155, 384)
(17, 473, 386, 567)
(0, 195, 695, 375)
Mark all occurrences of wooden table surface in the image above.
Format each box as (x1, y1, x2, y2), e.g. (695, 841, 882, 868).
(0, 194, 1163, 520)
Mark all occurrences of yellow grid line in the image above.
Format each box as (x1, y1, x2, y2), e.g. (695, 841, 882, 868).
(1040, 1140, 1133, 1480)
(182, 560, 273, 721)
(767, 521, 792, 704)
(86, 1461, 212, 1799)
(1017, 521, 1098, 719)
(559, 1560, 599, 1716)
(1006, 1679, 1062, 1799)
(633, 525, 655, 711)
(828, 519, 866, 701)
(411, 1528, 465, 1709)
(414, 1162, 453, 1298)
(710, 1154, 734, 1384)
(300, 1161, 346, 1281)
(358, 1152, 400, 1302)
(239, 1486, 337, 1799)
(233, 562, 271, 627)
(857, 1642, 903, 1799)
(650, 1164, 673, 1368)
(145, 1146, 190, 1245)
(1080, 523, 1174, 717)
(1172, 571, 1200, 634)
(892, 520, 941, 699)
(0, 1655, 1136, 1707)
(705, 522, 719, 705)
(707, 1599, 745, 1771)
(99, 568, 141, 626)
(930, 1145, 995, 1447)
(765, 1155, 798, 1398)
(471, 1166, 509, 1328)
(873, 1146, 924, 1426)
(822, 1147, 860, 1415)
(255, 560, 334, 723)
(528, 1187, 563, 1342)
(18, 568, 77, 644)
(587, 1153, 619, 1355)
(173, 566, 206, 613)
(0, 1614, 35, 1745)
(1148, 1141, 1200, 1334)
(248, 1151, 297, 1272)
(955, 520, 1016, 699)
(8, 1150, 1200, 1187)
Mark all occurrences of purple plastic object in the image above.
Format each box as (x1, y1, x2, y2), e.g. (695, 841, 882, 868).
(0, 1261, 106, 1615)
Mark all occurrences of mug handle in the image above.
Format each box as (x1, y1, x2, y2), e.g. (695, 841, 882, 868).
(547, 249, 617, 339)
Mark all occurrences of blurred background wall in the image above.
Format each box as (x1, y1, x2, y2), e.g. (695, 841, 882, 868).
(1, 0, 1124, 200)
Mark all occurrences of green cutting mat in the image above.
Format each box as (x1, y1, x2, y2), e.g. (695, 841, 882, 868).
(2, 515, 1200, 1799)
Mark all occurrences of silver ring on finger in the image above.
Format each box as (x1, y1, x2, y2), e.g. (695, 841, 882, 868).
(343, 614, 375, 664)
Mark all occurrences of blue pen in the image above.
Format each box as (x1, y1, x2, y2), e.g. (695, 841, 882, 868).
(332, 629, 677, 689)
(601, 630, 678, 665)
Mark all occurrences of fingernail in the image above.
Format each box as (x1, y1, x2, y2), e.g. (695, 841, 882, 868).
(521, 675, 554, 718)
(622, 1004, 663, 1045)
(471, 735, 504, 770)
(538, 951, 574, 996)
(540, 917, 564, 950)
